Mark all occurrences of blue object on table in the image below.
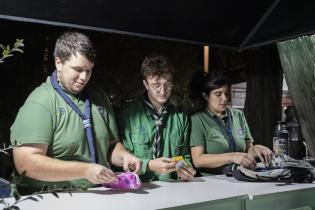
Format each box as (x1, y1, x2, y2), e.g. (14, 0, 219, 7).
(0, 178, 11, 198)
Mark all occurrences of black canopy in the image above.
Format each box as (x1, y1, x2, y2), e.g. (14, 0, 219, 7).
(1, 0, 315, 50)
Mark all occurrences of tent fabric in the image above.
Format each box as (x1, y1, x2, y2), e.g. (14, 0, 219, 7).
(1, 0, 315, 50)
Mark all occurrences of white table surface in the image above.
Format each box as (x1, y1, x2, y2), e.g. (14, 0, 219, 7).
(2, 175, 315, 210)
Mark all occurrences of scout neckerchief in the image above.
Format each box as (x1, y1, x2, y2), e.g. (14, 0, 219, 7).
(206, 107, 237, 152)
(143, 94, 169, 159)
(50, 70, 96, 163)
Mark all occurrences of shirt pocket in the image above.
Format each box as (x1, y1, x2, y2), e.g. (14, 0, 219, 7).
(130, 132, 151, 158)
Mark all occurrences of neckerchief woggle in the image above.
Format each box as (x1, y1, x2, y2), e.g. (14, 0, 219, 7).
(50, 70, 96, 163)
(206, 107, 237, 152)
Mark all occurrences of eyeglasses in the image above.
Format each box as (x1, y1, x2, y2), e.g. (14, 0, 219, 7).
(147, 82, 174, 92)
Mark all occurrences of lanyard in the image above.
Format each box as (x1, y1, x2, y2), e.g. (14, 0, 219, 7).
(206, 108, 237, 152)
(50, 70, 96, 163)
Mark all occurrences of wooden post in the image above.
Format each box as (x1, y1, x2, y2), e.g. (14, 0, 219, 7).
(204, 45, 209, 73)
(277, 35, 315, 156)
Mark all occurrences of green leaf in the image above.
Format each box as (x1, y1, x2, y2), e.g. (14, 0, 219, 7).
(14, 43, 24, 49)
(0, 149, 9, 155)
(3, 49, 8, 56)
(13, 190, 21, 201)
(4, 54, 13, 58)
(12, 49, 23, 53)
(4, 206, 20, 210)
(36, 194, 44, 199)
(0, 39, 24, 64)
(40, 185, 49, 192)
(51, 192, 59, 198)
(15, 39, 24, 47)
(26, 196, 39, 202)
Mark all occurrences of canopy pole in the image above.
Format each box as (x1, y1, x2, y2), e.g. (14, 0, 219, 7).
(239, 0, 281, 50)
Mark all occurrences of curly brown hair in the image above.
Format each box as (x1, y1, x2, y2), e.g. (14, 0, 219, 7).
(141, 54, 174, 79)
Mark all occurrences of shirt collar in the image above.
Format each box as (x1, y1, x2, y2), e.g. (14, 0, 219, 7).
(48, 76, 84, 100)
(205, 107, 227, 119)
(142, 93, 170, 116)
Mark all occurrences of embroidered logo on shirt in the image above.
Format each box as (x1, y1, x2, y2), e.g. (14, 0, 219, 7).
(139, 126, 146, 133)
(237, 128, 245, 136)
(97, 106, 106, 119)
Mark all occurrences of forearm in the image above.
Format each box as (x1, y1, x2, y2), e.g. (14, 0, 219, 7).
(109, 141, 130, 167)
(193, 153, 237, 168)
(14, 152, 90, 182)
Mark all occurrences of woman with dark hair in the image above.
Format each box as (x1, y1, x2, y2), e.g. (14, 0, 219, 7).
(189, 72, 272, 176)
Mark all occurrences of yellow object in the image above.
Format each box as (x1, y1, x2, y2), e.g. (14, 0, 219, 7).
(173, 156, 190, 169)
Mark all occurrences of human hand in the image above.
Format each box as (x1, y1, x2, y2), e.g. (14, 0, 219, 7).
(248, 145, 273, 164)
(84, 163, 118, 184)
(148, 157, 176, 174)
(122, 153, 142, 175)
(232, 152, 256, 169)
(177, 166, 196, 181)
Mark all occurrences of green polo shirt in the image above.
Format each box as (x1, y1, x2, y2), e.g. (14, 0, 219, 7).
(10, 76, 119, 192)
(116, 97, 191, 182)
(190, 107, 253, 176)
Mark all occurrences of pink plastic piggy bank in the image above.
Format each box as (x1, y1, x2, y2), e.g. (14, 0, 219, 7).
(104, 172, 141, 190)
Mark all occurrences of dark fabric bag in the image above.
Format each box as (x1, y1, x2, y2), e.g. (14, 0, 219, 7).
(224, 159, 315, 183)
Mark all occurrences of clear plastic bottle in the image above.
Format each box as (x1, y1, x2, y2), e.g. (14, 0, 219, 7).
(273, 121, 289, 158)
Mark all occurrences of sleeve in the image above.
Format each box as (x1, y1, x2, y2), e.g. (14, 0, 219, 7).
(139, 159, 152, 176)
(190, 114, 206, 147)
(241, 112, 254, 143)
(117, 111, 134, 154)
(116, 107, 151, 176)
(10, 100, 53, 145)
(183, 116, 193, 168)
